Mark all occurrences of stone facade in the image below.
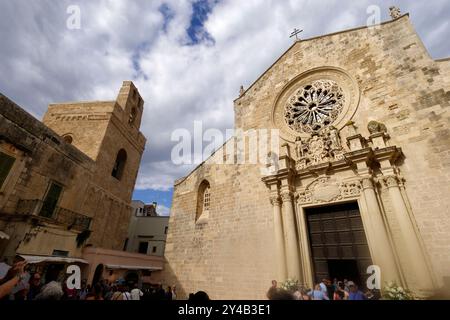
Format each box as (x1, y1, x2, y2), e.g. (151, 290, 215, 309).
(164, 14, 450, 299)
(0, 81, 146, 267)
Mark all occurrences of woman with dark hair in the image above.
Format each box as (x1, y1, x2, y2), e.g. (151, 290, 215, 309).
(27, 272, 42, 300)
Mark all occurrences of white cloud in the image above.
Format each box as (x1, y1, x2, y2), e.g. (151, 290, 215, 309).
(0, 0, 449, 193)
(157, 204, 171, 217)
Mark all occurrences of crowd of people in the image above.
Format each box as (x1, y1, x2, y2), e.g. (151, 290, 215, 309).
(267, 279, 381, 301)
(0, 260, 177, 301)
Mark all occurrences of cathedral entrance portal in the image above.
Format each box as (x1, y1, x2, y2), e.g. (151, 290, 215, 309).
(305, 202, 372, 288)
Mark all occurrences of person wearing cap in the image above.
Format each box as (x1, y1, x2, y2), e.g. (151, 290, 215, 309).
(348, 282, 367, 300)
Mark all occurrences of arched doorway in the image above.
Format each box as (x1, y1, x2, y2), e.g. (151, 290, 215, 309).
(92, 264, 104, 286)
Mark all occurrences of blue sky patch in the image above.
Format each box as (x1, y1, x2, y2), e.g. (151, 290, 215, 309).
(133, 188, 174, 211)
(186, 0, 217, 45)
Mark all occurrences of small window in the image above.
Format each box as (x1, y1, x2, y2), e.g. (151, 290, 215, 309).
(62, 135, 73, 144)
(164, 226, 168, 234)
(112, 149, 127, 180)
(138, 242, 149, 254)
(0, 151, 15, 189)
(129, 107, 137, 125)
(196, 180, 211, 222)
(152, 246, 157, 253)
(203, 187, 211, 212)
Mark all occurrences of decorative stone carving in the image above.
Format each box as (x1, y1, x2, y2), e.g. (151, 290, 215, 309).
(295, 127, 346, 170)
(261, 152, 280, 176)
(270, 195, 281, 206)
(368, 121, 387, 134)
(297, 190, 312, 204)
(239, 85, 245, 96)
(361, 177, 374, 190)
(339, 180, 362, 197)
(295, 137, 308, 159)
(314, 183, 341, 202)
(297, 177, 362, 204)
(280, 191, 293, 203)
(272, 67, 361, 143)
(389, 6, 401, 19)
(285, 79, 345, 134)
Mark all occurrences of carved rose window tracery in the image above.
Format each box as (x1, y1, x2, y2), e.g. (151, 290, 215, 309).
(284, 80, 345, 133)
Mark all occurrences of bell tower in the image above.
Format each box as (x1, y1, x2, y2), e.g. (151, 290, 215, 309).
(116, 81, 144, 131)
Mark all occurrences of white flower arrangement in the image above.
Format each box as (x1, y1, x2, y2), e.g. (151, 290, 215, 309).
(280, 279, 299, 293)
(382, 282, 415, 300)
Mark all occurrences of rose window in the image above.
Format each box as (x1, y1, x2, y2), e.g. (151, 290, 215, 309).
(284, 79, 345, 133)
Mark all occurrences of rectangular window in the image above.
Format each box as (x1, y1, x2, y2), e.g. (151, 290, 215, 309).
(164, 226, 168, 234)
(40, 182, 63, 218)
(152, 246, 157, 253)
(138, 242, 149, 254)
(0, 151, 15, 189)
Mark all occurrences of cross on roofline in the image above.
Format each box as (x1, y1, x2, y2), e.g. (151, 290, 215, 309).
(290, 28, 303, 40)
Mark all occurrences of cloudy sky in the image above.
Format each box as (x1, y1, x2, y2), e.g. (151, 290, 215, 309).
(0, 0, 449, 216)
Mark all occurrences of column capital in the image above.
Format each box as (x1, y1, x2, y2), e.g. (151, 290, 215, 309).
(361, 177, 375, 190)
(280, 191, 293, 203)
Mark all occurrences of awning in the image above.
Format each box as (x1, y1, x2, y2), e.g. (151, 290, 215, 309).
(19, 255, 89, 265)
(0, 231, 10, 240)
(105, 264, 163, 271)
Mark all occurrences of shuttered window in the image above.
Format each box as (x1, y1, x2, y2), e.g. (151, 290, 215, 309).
(0, 151, 15, 189)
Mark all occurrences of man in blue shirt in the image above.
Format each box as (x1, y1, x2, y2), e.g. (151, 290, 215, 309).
(348, 282, 367, 300)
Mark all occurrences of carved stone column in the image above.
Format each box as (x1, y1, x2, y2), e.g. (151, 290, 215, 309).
(280, 190, 301, 281)
(383, 175, 436, 295)
(270, 195, 287, 282)
(360, 177, 403, 286)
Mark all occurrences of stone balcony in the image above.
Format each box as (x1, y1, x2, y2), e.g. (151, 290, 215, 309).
(16, 199, 92, 231)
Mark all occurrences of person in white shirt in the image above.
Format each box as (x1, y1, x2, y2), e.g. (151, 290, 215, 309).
(130, 284, 143, 301)
(122, 286, 132, 300)
(319, 279, 328, 295)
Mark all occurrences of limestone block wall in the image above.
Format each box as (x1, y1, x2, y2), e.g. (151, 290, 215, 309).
(165, 156, 276, 299)
(43, 102, 114, 161)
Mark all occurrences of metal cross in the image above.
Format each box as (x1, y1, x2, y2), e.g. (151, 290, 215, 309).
(290, 28, 303, 40)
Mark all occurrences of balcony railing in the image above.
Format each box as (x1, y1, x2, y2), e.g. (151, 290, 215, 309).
(16, 199, 92, 231)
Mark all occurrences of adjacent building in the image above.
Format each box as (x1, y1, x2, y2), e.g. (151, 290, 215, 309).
(126, 200, 169, 257)
(0, 81, 163, 285)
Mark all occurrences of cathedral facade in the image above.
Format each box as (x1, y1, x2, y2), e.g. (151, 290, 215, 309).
(164, 13, 450, 299)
